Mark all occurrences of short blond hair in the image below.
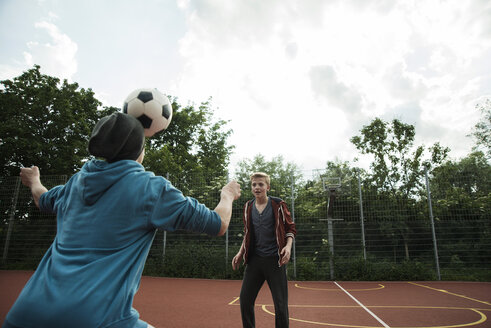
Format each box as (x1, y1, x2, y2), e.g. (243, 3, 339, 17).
(250, 172, 270, 187)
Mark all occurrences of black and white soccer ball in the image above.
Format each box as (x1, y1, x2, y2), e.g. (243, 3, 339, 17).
(122, 88, 173, 137)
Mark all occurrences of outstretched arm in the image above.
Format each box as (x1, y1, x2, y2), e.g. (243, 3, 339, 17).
(20, 166, 47, 209)
(214, 180, 241, 236)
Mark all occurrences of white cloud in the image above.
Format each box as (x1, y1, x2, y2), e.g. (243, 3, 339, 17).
(25, 21, 78, 81)
(171, 0, 490, 173)
(309, 65, 364, 116)
(382, 62, 428, 105)
(0, 20, 78, 82)
(2, 0, 489, 173)
(0, 64, 24, 81)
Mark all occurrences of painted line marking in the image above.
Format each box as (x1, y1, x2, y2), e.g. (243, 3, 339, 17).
(261, 305, 382, 328)
(335, 281, 390, 328)
(229, 299, 490, 328)
(295, 283, 385, 291)
(260, 305, 487, 328)
(409, 282, 491, 306)
(229, 301, 491, 311)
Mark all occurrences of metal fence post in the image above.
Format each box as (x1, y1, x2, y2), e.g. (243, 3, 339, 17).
(326, 190, 336, 280)
(225, 173, 230, 273)
(225, 229, 229, 273)
(425, 169, 441, 280)
(2, 177, 21, 263)
(291, 174, 297, 279)
(358, 174, 367, 260)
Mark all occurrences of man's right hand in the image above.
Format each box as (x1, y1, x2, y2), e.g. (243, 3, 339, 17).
(20, 166, 48, 208)
(222, 180, 241, 200)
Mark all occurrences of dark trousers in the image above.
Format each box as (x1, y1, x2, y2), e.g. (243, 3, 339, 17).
(239, 255, 289, 328)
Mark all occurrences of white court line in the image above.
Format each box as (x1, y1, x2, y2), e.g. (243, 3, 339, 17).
(334, 281, 391, 328)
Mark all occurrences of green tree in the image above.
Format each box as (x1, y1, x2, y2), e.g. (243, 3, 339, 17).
(350, 118, 450, 260)
(0, 65, 113, 176)
(429, 151, 491, 275)
(144, 98, 233, 179)
(142, 98, 234, 211)
(0, 66, 234, 183)
(0, 68, 235, 271)
(350, 118, 450, 196)
(469, 98, 491, 159)
(431, 151, 491, 199)
(234, 154, 302, 201)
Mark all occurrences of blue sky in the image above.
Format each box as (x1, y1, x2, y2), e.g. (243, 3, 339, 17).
(1, 0, 490, 175)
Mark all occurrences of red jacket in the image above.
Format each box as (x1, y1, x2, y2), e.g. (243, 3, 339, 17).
(239, 197, 297, 266)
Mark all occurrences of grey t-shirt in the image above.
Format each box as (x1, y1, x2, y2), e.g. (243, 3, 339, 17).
(251, 198, 278, 257)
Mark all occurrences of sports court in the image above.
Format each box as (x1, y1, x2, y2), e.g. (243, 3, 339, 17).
(2, 270, 490, 328)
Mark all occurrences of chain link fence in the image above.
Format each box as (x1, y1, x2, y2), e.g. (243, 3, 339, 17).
(1, 170, 490, 281)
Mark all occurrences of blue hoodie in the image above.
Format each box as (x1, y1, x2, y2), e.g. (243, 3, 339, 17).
(4, 159, 221, 328)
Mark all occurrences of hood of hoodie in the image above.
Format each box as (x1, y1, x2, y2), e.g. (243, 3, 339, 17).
(75, 159, 145, 205)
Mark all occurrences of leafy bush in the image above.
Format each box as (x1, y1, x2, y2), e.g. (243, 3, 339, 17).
(294, 257, 318, 280)
(334, 257, 436, 281)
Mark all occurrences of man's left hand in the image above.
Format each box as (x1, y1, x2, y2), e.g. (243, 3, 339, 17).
(279, 246, 291, 266)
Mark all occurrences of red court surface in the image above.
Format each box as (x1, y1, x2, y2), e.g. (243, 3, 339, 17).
(1, 270, 490, 327)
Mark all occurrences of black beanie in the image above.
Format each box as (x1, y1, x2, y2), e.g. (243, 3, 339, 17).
(88, 112, 145, 163)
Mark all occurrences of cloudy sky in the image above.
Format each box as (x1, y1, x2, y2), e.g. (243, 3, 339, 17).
(1, 0, 490, 175)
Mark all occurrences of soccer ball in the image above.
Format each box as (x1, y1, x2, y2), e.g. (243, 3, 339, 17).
(122, 88, 173, 137)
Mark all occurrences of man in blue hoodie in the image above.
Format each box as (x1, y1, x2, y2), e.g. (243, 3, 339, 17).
(3, 112, 241, 328)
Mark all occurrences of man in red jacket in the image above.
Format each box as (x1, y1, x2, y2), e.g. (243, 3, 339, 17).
(232, 172, 297, 328)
